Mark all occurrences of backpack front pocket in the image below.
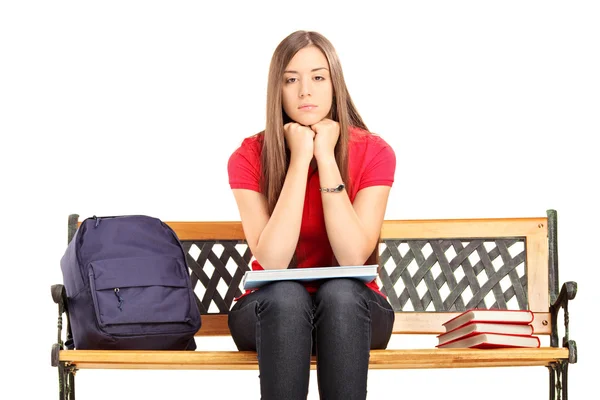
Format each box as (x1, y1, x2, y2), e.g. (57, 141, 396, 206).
(88, 255, 191, 326)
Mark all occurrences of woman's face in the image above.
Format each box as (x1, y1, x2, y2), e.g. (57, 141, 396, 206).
(281, 45, 333, 126)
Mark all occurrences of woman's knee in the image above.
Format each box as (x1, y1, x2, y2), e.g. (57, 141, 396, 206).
(257, 280, 312, 314)
(314, 279, 366, 311)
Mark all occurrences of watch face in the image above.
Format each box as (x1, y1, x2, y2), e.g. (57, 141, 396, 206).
(336, 184, 345, 192)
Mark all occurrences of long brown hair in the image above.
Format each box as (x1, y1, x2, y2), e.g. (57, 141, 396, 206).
(261, 31, 380, 267)
(262, 30, 368, 214)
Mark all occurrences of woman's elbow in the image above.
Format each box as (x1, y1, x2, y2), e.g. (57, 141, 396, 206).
(337, 251, 372, 266)
(337, 242, 378, 266)
(252, 248, 292, 270)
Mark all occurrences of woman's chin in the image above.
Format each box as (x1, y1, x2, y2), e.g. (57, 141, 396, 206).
(292, 115, 323, 127)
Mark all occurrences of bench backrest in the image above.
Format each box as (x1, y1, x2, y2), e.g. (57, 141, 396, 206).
(68, 210, 557, 337)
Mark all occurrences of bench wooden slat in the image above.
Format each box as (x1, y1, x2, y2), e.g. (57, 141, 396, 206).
(195, 312, 553, 336)
(167, 222, 246, 241)
(162, 218, 547, 241)
(69, 360, 558, 370)
(59, 347, 568, 370)
(379, 218, 546, 239)
(526, 228, 550, 312)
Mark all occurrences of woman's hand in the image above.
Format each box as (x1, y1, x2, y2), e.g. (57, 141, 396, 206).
(284, 122, 315, 164)
(311, 118, 340, 162)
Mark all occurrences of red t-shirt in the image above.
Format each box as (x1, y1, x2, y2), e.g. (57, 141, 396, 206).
(228, 126, 396, 299)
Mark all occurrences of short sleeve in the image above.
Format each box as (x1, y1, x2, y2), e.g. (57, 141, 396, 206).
(227, 140, 261, 192)
(357, 140, 396, 191)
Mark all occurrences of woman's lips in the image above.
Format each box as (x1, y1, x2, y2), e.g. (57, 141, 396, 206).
(298, 104, 317, 111)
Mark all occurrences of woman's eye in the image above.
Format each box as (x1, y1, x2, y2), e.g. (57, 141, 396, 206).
(285, 77, 297, 84)
(314, 76, 325, 81)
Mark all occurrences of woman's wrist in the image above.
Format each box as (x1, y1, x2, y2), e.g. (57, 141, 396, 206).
(315, 152, 336, 166)
(289, 153, 313, 168)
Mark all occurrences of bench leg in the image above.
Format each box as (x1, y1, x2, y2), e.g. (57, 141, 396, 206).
(58, 362, 76, 400)
(548, 361, 568, 400)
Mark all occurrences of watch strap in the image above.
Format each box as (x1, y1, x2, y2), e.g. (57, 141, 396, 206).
(319, 183, 345, 193)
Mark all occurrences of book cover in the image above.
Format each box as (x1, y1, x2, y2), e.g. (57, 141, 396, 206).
(242, 265, 378, 291)
(436, 321, 534, 346)
(442, 309, 535, 332)
(436, 332, 540, 349)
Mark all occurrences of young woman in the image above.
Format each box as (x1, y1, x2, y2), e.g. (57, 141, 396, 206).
(227, 30, 396, 400)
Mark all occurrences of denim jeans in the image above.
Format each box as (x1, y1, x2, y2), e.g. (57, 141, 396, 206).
(228, 278, 395, 400)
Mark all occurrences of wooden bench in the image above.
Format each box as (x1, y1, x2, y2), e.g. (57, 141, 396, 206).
(51, 210, 577, 399)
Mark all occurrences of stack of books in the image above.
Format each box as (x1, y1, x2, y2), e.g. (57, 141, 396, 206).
(436, 309, 540, 349)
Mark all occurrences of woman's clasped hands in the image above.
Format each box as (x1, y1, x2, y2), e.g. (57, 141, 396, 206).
(284, 118, 340, 163)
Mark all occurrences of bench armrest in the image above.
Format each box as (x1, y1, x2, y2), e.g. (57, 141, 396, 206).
(51, 284, 73, 366)
(549, 281, 577, 363)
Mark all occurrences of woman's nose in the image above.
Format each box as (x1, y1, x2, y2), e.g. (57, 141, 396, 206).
(299, 81, 311, 97)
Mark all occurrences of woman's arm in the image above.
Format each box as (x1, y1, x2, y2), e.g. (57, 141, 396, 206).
(312, 119, 392, 266)
(231, 124, 315, 270)
(317, 156, 391, 266)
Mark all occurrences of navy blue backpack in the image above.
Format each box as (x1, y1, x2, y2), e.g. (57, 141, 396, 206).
(60, 215, 201, 350)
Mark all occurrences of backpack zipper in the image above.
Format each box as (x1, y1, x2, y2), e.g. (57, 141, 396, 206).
(114, 288, 124, 311)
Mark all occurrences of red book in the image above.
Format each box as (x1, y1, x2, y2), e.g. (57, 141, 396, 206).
(436, 332, 540, 349)
(437, 321, 534, 346)
(442, 309, 534, 332)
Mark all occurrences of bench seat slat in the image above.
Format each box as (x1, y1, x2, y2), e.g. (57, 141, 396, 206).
(59, 348, 568, 370)
(69, 360, 559, 370)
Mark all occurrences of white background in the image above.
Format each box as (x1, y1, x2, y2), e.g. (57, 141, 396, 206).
(1, 1, 598, 399)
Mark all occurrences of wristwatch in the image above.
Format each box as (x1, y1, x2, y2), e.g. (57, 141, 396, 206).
(319, 183, 345, 193)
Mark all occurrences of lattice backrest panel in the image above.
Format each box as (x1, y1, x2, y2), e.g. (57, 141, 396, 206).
(380, 239, 527, 312)
(182, 240, 251, 314)
(182, 238, 527, 314)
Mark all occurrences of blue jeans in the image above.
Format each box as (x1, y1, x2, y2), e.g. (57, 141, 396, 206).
(228, 279, 395, 400)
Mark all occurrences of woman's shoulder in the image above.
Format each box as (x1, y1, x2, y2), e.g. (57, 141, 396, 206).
(230, 132, 264, 160)
(237, 131, 264, 150)
(348, 126, 396, 190)
(227, 132, 264, 190)
(349, 126, 394, 154)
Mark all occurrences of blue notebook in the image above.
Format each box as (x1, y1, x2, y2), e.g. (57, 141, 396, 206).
(242, 265, 378, 291)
